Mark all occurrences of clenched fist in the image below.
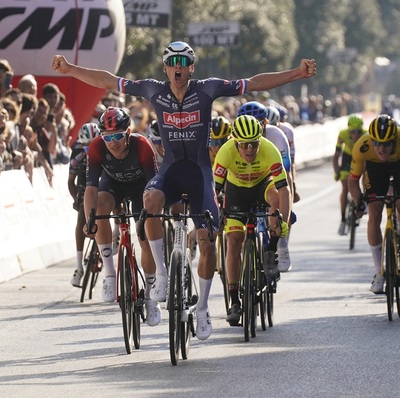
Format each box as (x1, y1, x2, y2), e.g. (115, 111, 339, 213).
(51, 55, 69, 74)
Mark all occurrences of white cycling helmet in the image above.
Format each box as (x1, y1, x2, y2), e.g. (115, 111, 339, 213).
(78, 122, 101, 145)
(163, 41, 195, 65)
(265, 106, 280, 126)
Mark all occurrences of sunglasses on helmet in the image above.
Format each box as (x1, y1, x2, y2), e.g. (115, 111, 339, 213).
(165, 55, 192, 67)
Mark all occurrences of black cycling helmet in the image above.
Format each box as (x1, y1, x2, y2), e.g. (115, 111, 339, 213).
(98, 107, 131, 132)
(237, 101, 267, 121)
(368, 114, 397, 142)
(147, 120, 160, 140)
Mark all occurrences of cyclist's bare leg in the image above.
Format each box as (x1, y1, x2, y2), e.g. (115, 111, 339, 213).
(367, 201, 384, 247)
(197, 228, 217, 280)
(340, 177, 349, 221)
(95, 191, 116, 277)
(143, 189, 165, 240)
(225, 230, 244, 293)
(143, 189, 167, 301)
(135, 221, 156, 275)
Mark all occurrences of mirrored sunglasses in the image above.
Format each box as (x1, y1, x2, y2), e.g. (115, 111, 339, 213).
(237, 140, 260, 149)
(372, 140, 393, 148)
(101, 131, 127, 143)
(165, 55, 192, 67)
(152, 138, 162, 145)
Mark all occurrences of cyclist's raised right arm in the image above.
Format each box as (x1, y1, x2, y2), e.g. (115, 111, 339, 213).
(52, 55, 118, 90)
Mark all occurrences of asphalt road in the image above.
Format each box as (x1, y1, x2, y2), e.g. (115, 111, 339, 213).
(1, 160, 397, 398)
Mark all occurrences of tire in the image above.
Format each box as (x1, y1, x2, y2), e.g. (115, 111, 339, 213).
(243, 240, 256, 341)
(384, 229, 395, 321)
(266, 284, 274, 327)
(119, 245, 134, 353)
(80, 239, 96, 303)
(169, 250, 181, 365)
(257, 233, 267, 331)
(181, 249, 192, 360)
(217, 232, 229, 315)
(132, 252, 142, 350)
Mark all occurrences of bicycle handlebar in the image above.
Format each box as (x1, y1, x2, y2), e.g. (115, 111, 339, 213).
(87, 208, 139, 235)
(137, 208, 215, 242)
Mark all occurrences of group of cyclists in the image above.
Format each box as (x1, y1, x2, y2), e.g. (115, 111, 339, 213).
(54, 40, 318, 340)
(334, 112, 400, 294)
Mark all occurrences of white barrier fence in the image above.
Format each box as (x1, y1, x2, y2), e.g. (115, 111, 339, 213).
(0, 116, 353, 283)
(0, 165, 76, 283)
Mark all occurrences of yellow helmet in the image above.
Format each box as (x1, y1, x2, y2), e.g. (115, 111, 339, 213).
(232, 115, 263, 142)
(211, 116, 232, 139)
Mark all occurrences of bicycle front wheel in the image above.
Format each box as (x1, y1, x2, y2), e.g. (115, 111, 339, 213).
(169, 251, 182, 365)
(256, 232, 267, 331)
(119, 245, 134, 353)
(80, 239, 96, 303)
(243, 240, 256, 341)
(89, 242, 102, 300)
(384, 229, 396, 321)
(181, 249, 193, 360)
(163, 219, 174, 272)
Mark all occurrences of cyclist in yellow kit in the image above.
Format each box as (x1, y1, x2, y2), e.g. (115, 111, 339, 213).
(333, 113, 366, 235)
(349, 114, 400, 294)
(213, 114, 290, 325)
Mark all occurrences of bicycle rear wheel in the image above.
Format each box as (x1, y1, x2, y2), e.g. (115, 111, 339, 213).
(169, 251, 181, 365)
(384, 229, 396, 321)
(119, 245, 134, 353)
(217, 232, 229, 315)
(80, 239, 96, 303)
(131, 251, 142, 350)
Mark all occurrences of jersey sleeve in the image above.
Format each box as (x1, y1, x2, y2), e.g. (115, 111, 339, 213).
(134, 134, 158, 182)
(85, 137, 104, 188)
(213, 144, 231, 190)
(349, 135, 369, 179)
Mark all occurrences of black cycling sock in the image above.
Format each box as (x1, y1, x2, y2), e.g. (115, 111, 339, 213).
(267, 236, 279, 252)
(228, 284, 240, 305)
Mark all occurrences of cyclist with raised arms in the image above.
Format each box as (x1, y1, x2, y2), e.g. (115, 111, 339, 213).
(349, 114, 400, 294)
(52, 41, 316, 340)
(334, 113, 366, 235)
(83, 107, 161, 327)
(68, 122, 101, 287)
(213, 114, 290, 325)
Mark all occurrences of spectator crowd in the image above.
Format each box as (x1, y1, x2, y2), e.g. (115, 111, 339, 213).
(0, 56, 396, 187)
